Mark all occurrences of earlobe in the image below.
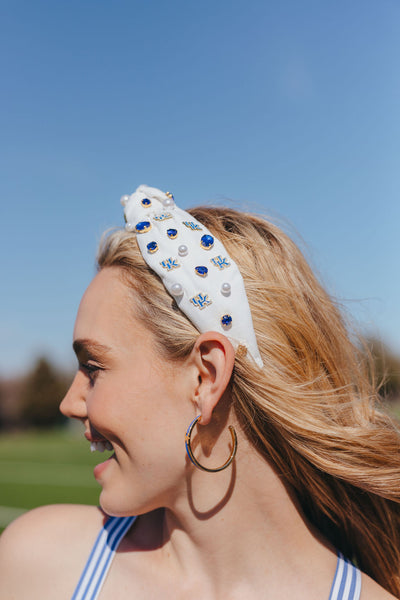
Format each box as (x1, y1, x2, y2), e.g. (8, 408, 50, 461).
(191, 332, 235, 426)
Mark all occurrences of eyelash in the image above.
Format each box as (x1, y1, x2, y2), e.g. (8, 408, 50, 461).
(80, 362, 102, 384)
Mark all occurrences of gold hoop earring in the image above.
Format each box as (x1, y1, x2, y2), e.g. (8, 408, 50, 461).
(185, 415, 238, 473)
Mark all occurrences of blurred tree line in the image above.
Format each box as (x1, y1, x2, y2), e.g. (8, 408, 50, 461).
(364, 338, 400, 401)
(0, 357, 72, 430)
(0, 337, 399, 431)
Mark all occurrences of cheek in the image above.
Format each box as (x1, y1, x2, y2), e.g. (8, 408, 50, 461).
(113, 363, 181, 418)
(85, 377, 164, 442)
(88, 363, 191, 458)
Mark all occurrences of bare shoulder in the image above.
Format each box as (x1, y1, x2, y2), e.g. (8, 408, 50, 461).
(0, 504, 105, 600)
(0, 503, 104, 554)
(361, 572, 397, 600)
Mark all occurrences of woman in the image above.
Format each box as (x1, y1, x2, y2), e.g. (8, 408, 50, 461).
(1, 185, 399, 599)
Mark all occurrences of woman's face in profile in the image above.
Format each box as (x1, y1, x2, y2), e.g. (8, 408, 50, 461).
(60, 267, 196, 517)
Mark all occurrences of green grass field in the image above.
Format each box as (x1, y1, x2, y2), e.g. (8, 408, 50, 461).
(0, 427, 106, 533)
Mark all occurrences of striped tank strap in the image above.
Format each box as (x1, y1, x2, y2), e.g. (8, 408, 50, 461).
(71, 514, 136, 600)
(329, 552, 361, 600)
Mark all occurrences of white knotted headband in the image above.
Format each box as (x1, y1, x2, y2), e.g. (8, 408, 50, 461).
(120, 185, 263, 368)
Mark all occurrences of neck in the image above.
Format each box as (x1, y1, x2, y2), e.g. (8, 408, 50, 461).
(129, 435, 336, 597)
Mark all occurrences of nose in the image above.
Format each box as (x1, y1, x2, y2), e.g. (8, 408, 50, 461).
(60, 371, 88, 421)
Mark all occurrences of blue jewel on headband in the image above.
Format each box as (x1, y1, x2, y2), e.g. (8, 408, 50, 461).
(195, 266, 208, 277)
(167, 228, 178, 239)
(141, 198, 152, 207)
(200, 234, 214, 250)
(135, 221, 152, 233)
(221, 314, 232, 328)
(147, 241, 158, 253)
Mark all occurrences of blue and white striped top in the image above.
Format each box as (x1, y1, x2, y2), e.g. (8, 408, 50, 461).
(71, 515, 137, 600)
(329, 552, 361, 600)
(71, 516, 361, 600)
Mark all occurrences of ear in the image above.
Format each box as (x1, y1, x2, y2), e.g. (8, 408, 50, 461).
(190, 332, 235, 426)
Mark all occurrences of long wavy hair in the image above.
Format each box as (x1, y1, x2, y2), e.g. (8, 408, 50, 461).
(97, 206, 400, 596)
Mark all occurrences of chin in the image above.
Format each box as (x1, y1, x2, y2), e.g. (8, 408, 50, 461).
(98, 489, 161, 518)
(99, 490, 135, 518)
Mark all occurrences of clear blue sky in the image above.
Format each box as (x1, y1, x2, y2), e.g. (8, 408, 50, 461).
(1, 0, 399, 377)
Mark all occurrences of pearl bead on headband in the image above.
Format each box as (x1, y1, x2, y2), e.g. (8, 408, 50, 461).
(121, 185, 263, 368)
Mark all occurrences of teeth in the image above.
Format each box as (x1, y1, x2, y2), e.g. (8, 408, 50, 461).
(90, 441, 113, 453)
(90, 441, 105, 453)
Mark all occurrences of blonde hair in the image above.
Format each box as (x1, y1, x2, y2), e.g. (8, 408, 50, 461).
(98, 206, 400, 596)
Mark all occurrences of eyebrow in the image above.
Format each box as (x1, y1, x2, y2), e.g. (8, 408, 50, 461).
(73, 339, 113, 361)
